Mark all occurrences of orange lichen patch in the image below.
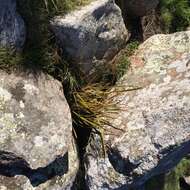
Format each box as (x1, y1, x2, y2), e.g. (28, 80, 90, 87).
(174, 51, 184, 59)
(167, 68, 178, 78)
(141, 78, 152, 87)
(130, 56, 145, 68)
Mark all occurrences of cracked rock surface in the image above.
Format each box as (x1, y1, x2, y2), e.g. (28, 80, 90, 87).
(85, 31, 190, 190)
(0, 71, 79, 189)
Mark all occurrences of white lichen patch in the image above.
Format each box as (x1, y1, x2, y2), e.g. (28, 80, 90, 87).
(0, 113, 17, 144)
(16, 112, 25, 119)
(19, 100, 25, 108)
(52, 0, 108, 26)
(0, 186, 7, 190)
(0, 87, 12, 101)
(24, 83, 39, 95)
(168, 58, 189, 73)
(34, 136, 44, 147)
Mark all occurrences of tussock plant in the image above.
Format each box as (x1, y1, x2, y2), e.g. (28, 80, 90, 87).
(63, 41, 140, 155)
(1, 0, 140, 155)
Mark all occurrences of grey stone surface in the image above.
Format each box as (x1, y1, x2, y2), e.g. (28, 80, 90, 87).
(51, 0, 129, 75)
(0, 71, 79, 189)
(0, 0, 26, 50)
(85, 31, 190, 190)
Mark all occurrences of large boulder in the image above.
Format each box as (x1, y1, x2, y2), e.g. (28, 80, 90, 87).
(0, 0, 26, 51)
(51, 0, 129, 75)
(0, 71, 79, 189)
(85, 31, 190, 189)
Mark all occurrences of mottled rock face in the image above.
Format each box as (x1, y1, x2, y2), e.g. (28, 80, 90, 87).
(0, 0, 25, 50)
(51, 0, 129, 75)
(85, 31, 190, 190)
(0, 71, 79, 189)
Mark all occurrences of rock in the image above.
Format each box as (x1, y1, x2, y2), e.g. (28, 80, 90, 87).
(85, 31, 190, 190)
(0, 0, 26, 51)
(0, 70, 79, 189)
(116, 0, 159, 17)
(51, 0, 129, 75)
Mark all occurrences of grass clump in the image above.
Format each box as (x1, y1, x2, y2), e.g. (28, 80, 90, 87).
(65, 41, 140, 155)
(0, 48, 23, 72)
(159, 0, 190, 32)
(114, 41, 139, 81)
(1, 0, 139, 156)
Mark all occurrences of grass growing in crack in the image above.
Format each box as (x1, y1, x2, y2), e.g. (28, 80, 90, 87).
(17, 0, 121, 154)
(114, 41, 139, 81)
(65, 41, 140, 156)
(1, 0, 139, 156)
(90, 41, 139, 84)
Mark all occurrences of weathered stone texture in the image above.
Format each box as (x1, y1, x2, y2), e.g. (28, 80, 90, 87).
(0, 71, 79, 189)
(85, 31, 190, 190)
(51, 0, 129, 75)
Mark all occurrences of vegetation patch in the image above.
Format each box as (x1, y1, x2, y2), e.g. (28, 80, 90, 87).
(159, 0, 190, 32)
(0, 0, 139, 154)
(145, 157, 190, 190)
(0, 48, 23, 72)
(0, 0, 91, 71)
(90, 41, 139, 84)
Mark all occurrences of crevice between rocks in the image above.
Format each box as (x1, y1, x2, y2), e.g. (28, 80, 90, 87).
(115, 0, 144, 41)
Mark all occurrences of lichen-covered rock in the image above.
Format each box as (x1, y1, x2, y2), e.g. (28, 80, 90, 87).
(85, 31, 190, 190)
(0, 71, 79, 189)
(0, 0, 26, 50)
(51, 0, 129, 75)
(0, 138, 79, 190)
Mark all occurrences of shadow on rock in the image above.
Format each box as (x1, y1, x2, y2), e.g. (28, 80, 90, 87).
(0, 150, 68, 187)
